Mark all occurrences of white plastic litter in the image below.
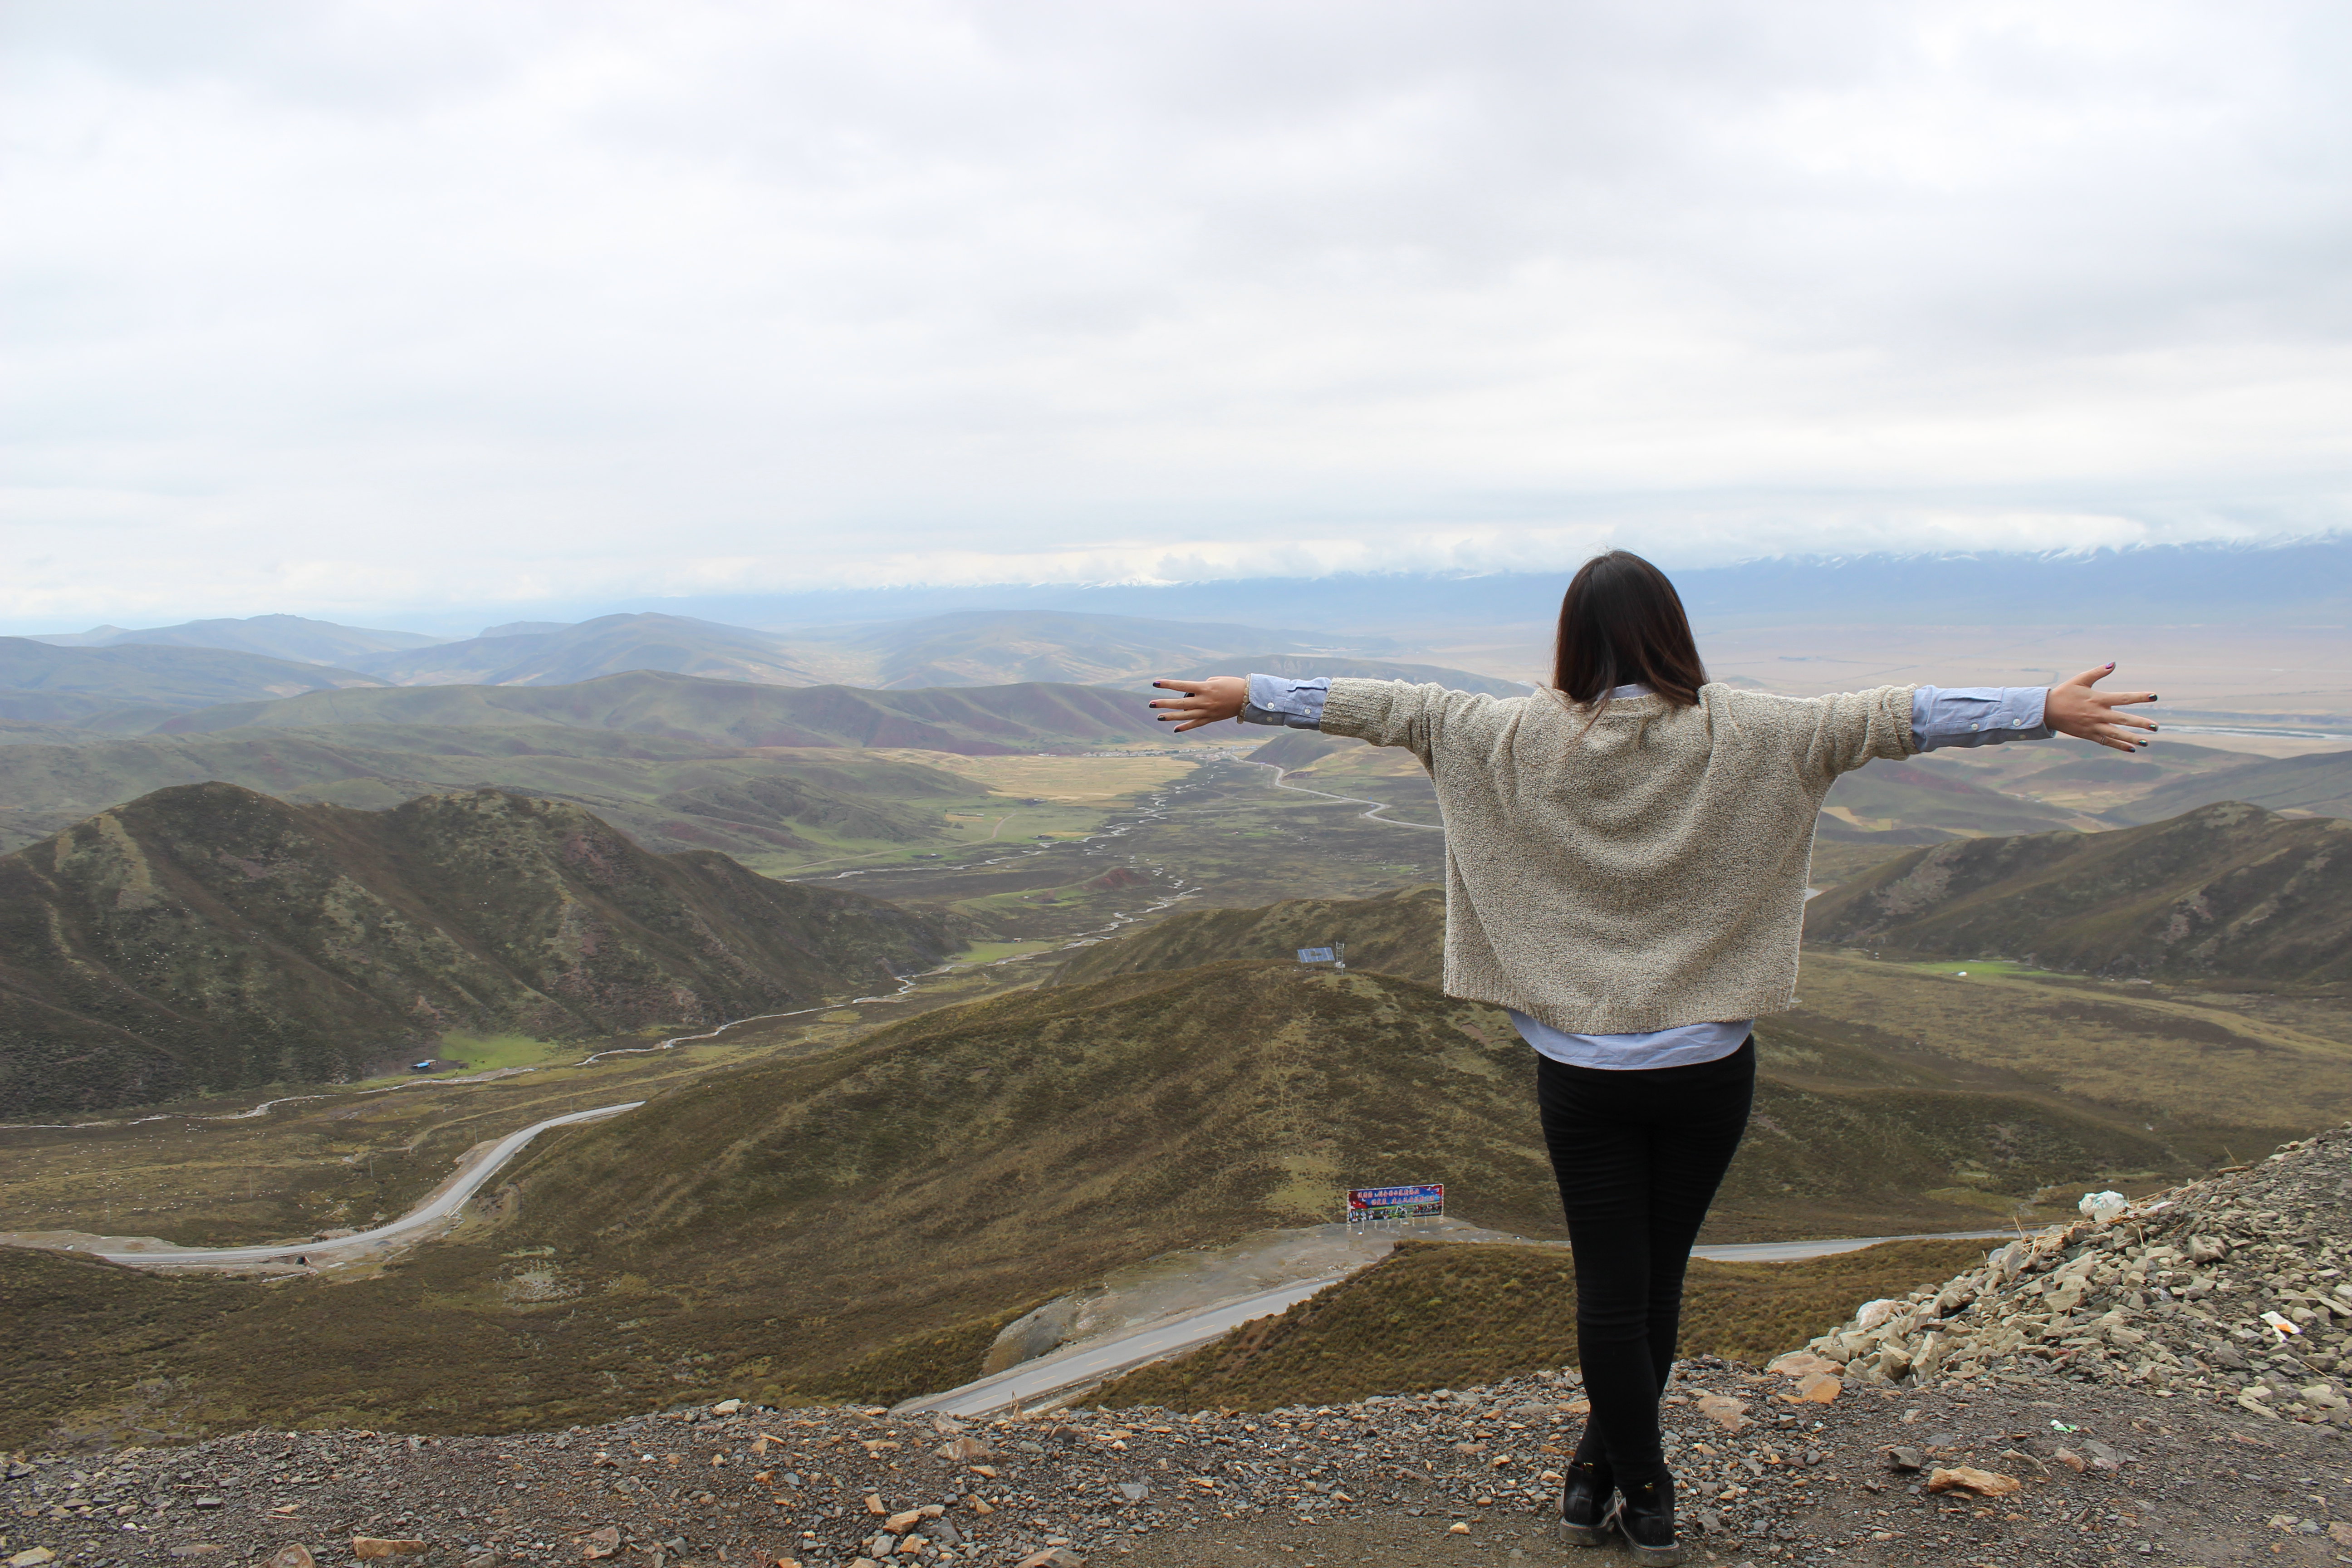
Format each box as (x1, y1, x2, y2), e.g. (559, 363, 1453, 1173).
(2078, 1190, 2129, 1222)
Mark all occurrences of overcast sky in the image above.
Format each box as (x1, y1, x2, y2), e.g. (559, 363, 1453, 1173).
(5, 0, 2350, 630)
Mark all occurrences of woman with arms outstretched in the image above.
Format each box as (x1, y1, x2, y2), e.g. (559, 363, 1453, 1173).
(1148, 551, 2156, 1566)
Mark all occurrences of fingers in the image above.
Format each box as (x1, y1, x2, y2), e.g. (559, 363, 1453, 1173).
(2058, 662, 2117, 689)
(1151, 680, 1209, 695)
(1152, 699, 1217, 729)
(2087, 726, 2148, 754)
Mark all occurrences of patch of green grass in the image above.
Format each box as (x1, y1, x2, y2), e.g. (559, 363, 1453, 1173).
(428, 1034, 571, 1073)
(945, 940, 1064, 966)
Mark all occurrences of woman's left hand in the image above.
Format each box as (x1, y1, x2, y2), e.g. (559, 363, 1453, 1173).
(2045, 664, 2159, 753)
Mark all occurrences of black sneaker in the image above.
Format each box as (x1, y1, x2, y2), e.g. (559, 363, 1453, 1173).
(1604, 1470, 1684, 1565)
(1555, 1456, 1612, 1548)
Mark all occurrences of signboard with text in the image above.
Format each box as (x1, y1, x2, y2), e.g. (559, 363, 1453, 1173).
(1347, 1183, 1444, 1224)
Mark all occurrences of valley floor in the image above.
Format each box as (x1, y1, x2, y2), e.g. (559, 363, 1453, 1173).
(6, 1365, 2342, 1568)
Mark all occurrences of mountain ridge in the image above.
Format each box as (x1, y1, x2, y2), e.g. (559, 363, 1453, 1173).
(0, 782, 954, 1115)
(1802, 801, 2352, 983)
(28, 614, 443, 664)
(348, 613, 825, 688)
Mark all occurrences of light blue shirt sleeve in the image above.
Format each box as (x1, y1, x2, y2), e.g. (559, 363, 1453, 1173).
(1240, 674, 1330, 728)
(1911, 686, 2053, 750)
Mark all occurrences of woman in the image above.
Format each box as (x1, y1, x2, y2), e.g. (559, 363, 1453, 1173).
(1148, 550, 2156, 1565)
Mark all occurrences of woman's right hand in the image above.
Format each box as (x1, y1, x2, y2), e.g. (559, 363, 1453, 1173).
(2046, 664, 2159, 753)
(1150, 677, 1247, 731)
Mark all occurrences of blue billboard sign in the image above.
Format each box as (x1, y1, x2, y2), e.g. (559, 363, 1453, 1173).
(1296, 946, 1337, 964)
(1347, 1183, 1444, 1220)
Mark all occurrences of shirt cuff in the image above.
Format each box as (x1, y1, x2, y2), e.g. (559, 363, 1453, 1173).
(1911, 686, 2053, 750)
(1240, 673, 1330, 729)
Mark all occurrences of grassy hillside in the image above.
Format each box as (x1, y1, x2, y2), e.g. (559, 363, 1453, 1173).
(1052, 885, 1445, 987)
(1049, 883, 2347, 1222)
(0, 637, 387, 712)
(513, 956, 2192, 1267)
(0, 783, 953, 1115)
(349, 613, 824, 687)
(2102, 747, 2352, 824)
(1803, 801, 2352, 983)
(1098, 1237, 1988, 1411)
(157, 670, 1172, 752)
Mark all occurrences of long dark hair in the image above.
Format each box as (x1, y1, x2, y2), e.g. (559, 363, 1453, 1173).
(1552, 550, 1708, 725)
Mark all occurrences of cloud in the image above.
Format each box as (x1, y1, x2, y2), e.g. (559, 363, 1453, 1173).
(4, 0, 2350, 626)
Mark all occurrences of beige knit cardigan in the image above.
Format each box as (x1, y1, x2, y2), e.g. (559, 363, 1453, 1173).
(1318, 678, 1921, 1034)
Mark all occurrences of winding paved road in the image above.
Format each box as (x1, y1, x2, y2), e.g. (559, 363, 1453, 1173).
(39, 1100, 645, 1270)
(1242, 760, 1446, 831)
(895, 1226, 2014, 1418)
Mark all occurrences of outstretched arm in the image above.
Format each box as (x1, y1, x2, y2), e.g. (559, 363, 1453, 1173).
(1151, 674, 1332, 732)
(2043, 663, 2159, 754)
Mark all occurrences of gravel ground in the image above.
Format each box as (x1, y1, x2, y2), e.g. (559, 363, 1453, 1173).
(6, 1368, 2348, 1568)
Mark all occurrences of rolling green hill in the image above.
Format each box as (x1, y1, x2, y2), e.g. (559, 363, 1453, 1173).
(156, 670, 1169, 751)
(1046, 877, 2352, 1196)
(0, 637, 387, 714)
(1803, 801, 2352, 982)
(2101, 747, 2352, 824)
(1052, 885, 1444, 987)
(349, 613, 825, 687)
(0, 783, 954, 1115)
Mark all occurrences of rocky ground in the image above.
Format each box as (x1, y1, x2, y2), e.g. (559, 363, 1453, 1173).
(13, 1134, 2352, 1568)
(9, 1361, 2348, 1568)
(1800, 1126, 2352, 1417)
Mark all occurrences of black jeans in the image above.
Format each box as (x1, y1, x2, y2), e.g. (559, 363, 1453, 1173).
(1535, 1038, 1755, 1470)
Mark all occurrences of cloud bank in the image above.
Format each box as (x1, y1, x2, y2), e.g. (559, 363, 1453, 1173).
(5, 0, 2350, 626)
